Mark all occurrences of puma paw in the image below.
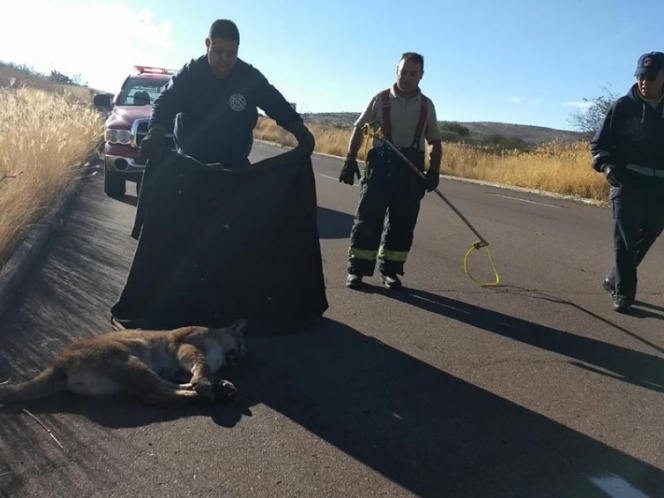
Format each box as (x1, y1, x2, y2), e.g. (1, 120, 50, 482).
(211, 378, 237, 403)
(191, 377, 214, 399)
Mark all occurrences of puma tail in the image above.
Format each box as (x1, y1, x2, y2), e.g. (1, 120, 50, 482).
(0, 367, 66, 403)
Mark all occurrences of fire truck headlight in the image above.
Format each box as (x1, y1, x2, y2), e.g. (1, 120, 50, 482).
(105, 129, 133, 145)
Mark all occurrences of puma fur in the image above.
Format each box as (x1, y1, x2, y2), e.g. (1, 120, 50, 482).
(0, 319, 246, 406)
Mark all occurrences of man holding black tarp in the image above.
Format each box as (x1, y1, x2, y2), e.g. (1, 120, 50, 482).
(111, 19, 327, 333)
(140, 19, 314, 165)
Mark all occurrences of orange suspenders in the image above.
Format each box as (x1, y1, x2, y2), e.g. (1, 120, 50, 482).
(380, 89, 428, 146)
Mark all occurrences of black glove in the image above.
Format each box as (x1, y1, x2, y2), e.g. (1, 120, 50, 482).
(425, 169, 440, 192)
(139, 124, 167, 161)
(602, 164, 623, 188)
(286, 121, 315, 156)
(339, 158, 361, 185)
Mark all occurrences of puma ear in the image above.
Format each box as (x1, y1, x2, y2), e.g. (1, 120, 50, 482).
(233, 319, 248, 334)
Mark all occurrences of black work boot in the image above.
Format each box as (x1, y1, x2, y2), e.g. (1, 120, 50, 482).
(346, 274, 363, 289)
(380, 274, 402, 291)
(604, 278, 633, 313)
(602, 278, 616, 297)
(612, 296, 632, 314)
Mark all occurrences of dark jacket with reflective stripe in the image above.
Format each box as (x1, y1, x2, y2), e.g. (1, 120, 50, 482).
(150, 56, 301, 165)
(591, 84, 664, 174)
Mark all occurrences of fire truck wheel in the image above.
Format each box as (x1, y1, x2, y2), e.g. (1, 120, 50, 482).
(104, 167, 126, 197)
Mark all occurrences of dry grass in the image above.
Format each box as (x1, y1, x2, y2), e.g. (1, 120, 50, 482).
(254, 119, 353, 160)
(255, 118, 608, 203)
(0, 87, 103, 265)
(443, 141, 607, 202)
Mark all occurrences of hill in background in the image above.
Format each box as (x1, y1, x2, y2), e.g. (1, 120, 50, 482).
(303, 112, 585, 145)
(0, 61, 97, 103)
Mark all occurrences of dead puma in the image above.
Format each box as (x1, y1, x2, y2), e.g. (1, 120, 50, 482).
(0, 319, 246, 406)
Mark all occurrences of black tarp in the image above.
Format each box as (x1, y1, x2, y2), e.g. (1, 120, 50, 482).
(110, 146, 328, 335)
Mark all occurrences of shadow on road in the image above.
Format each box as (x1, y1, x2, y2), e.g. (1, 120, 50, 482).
(110, 194, 138, 207)
(633, 300, 664, 316)
(375, 286, 664, 395)
(0, 390, 247, 427)
(316, 206, 353, 239)
(224, 318, 664, 497)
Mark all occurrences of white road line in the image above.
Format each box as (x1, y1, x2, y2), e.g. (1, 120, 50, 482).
(589, 475, 651, 498)
(492, 193, 562, 209)
(318, 174, 338, 181)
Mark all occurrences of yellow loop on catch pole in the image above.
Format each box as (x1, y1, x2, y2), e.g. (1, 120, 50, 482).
(361, 124, 378, 168)
(362, 123, 502, 287)
(463, 241, 500, 287)
(362, 123, 381, 141)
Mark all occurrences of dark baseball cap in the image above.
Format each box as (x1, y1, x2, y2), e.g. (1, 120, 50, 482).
(634, 51, 664, 77)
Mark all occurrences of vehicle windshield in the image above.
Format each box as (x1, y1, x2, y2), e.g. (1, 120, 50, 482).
(115, 77, 169, 106)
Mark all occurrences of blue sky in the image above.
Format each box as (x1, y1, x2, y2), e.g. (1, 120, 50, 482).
(1, 0, 662, 130)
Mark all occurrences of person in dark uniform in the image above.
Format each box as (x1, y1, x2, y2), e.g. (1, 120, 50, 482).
(115, 19, 326, 333)
(339, 52, 442, 290)
(140, 19, 313, 165)
(591, 51, 664, 314)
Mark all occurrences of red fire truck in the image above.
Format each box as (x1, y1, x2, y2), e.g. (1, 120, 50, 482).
(93, 66, 175, 197)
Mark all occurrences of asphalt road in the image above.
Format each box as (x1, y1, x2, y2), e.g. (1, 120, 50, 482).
(1, 141, 664, 497)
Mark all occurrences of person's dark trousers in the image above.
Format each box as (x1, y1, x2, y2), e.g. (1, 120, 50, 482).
(348, 147, 425, 277)
(606, 182, 664, 301)
(378, 173, 424, 276)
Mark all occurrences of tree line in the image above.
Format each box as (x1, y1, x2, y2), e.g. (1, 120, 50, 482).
(439, 122, 530, 152)
(438, 87, 618, 151)
(567, 87, 619, 137)
(0, 61, 87, 88)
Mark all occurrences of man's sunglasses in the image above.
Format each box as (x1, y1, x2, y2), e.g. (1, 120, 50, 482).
(637, 73, 662, 82)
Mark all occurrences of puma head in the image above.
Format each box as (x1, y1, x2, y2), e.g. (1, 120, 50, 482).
(223, 319, 247, 366)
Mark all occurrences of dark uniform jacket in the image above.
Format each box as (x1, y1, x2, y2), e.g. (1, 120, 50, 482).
(591, 84, 664, 179)
(150, 56, 301, 165)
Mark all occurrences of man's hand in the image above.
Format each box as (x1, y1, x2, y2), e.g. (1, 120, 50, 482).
(425, 169, 440, 192)
(339, 157, 361, 185)
(602, 164, 623, 188)
(139, 124, 167, 161)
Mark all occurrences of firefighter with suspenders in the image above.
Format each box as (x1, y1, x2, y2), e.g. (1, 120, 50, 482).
(339, 52, 443, 290)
